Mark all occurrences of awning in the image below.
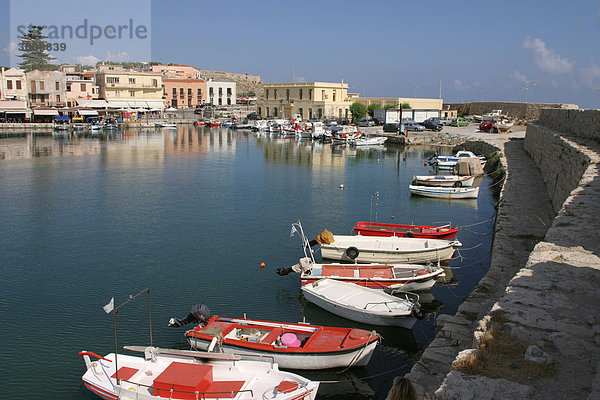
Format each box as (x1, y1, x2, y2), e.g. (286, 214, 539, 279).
(78, 109, 99, 116)
(105, 100, 165, 110)
(33, 109, 60, 116)
(77, 100, 109, 108)
(0, 100, 31, 115)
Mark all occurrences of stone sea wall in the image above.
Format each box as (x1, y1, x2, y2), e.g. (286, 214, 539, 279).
(444, 102, 578, 121)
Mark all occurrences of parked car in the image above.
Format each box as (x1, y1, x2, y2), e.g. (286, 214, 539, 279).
(421, 119, 443, 131)
(438, 117, 454, 125)
(479, 120, 498, 133)
(450, 118, 469, 127)
(357, 119, 376, 127)
(383, 123, 400, 132)
(404, 122, 425, 131)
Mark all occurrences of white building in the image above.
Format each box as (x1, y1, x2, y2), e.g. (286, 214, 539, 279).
(206, 80, 236, 106)
(0, 68, 27, 101)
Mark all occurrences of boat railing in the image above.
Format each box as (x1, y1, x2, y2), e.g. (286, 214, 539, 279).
(290, 220, 316, 264)
(116, 379, 255, 400)
(362, 301, 398, 312)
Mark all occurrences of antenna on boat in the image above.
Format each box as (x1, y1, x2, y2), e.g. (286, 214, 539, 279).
(104, 288, 152, 384)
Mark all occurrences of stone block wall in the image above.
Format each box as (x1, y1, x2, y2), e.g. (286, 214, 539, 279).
(445, 102, 579, 121)
(524, 109, 599, 212)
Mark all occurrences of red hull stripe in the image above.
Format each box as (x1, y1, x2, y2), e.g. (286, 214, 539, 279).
(83, 382, 118, 400)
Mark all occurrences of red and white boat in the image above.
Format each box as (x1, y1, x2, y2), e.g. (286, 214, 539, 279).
(413, 175, 475, 188)
(279, 257, 445, 291)
(178, 314, 379, 370)
(79, 346, 319, 400)
(353, 221, 458, 239)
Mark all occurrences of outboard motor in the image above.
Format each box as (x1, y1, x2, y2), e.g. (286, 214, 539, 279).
(168, 304, 211, 327)
(276, 257, 313, 276)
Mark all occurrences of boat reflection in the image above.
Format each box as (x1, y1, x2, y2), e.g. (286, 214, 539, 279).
(297, 369, 376, 399)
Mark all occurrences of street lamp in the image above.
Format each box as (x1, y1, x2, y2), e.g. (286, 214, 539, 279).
(521, 80, 535, 102)
(413, 86, 418, 98)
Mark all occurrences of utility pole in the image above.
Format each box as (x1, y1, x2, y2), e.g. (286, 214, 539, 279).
(413, 86, 418, 98)
(521, 80, 536, 102)
(439, 79, 442, 99)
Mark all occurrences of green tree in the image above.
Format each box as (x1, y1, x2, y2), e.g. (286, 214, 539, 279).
(367, 103, 381, 117)
(17, 26, 56, 72)
(384, 104, 396, 109)
(402, 103, 412, 109)
(349, 102, 367, 122)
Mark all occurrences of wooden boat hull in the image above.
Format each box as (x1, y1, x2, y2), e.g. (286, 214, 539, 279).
(353, 221, 458, 239)
(301, 279, 417, 328)
(80, 348, 319, 400)
(409, 185, 479, 199)
(300, 262, 445, 291)
(320, 235, 461, 264)
(184, 317, 379, 370)
(414, 175, 475, 187)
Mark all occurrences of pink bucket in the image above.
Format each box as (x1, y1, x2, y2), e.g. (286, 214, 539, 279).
(280, 333, 301, 347)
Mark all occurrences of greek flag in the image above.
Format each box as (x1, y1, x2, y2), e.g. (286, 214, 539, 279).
(102, 297, 114, 314)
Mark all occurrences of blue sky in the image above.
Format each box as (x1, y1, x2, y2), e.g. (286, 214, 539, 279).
(1, 0, 599, 108)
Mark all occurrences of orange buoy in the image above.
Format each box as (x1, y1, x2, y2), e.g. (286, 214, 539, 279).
(260, 262, 266, 268)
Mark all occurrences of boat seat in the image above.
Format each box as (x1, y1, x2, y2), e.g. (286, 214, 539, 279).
(260, 327, 284, 344)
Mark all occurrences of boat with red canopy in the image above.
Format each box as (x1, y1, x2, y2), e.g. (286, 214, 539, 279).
(169, 306, 379, 370)
(353, 221, 458, 239)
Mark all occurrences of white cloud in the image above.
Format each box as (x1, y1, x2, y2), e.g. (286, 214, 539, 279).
(580, 62, 600, 86)
(511, 70, 527, 82)
(106, 51, 130, 62)
(72, 55, 100, 66)
(523, 36, 574, 74)
(453, 80, 470, 91)
(3, 41, 17, 56)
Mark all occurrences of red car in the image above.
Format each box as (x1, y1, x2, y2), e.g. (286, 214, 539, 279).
(479, 120, 498, 133)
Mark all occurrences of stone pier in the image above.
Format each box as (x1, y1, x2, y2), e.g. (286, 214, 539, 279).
(407, 109, 600, 399)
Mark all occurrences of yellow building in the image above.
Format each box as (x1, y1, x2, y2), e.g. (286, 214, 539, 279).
(258, 82, 352, 120)
(96, 66, 164, 109)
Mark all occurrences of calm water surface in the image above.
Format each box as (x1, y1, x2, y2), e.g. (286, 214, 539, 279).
(0, 127, 496, 399)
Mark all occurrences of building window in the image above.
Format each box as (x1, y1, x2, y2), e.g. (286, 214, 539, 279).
(209, 87, 214, 97)
(30, 81, 36, 92)
(188, 98, 192, 107)
(80, 83, 86, 91)
(218, 98, 222, 105)
(7, 80, 12, 89)
(129, 78, 136, 84)
(106, 77, 119, 84)
(266, 89, 269, 100)
(130, 91, 135, 97)
(188, 88, 192, 97)
(274, 107, 278, 117)
(180, 88, 184, 97)
(197, 88, 202, 100)
(274, 89, 278, 100)
(258, 107, 262, 116)
(218, 87, 223, 96)
(66, 83, 71, 92)
(309, 109, 313, 119)
(309, 89, 312, 100)
(227, 98, 231, 105)
(299, 89, 303, 100)
(333, 90, 336, 102)
(172, 87, 177, 96)
(56, 95, 61, 103)
(299, 108, 303, 118)
(171, 99, 177, 107)
(40, 81, 45, 90)
(151, 79, 158, 87)
(286, 89, 290, 100)
(56, 81, 60, 90)
(227, 88, 232, 96)
(16, 80, 21, 90)
(321, 90, 325, 100)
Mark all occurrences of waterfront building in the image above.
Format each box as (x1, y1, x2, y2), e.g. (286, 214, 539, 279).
(163, 78, 206, 109)
(354, 97, 443, 122)
(60, 66, 99, 108)
(257, 82, 351, 120)
(0, 68, 27, 101)
(151, 64, 202, 79)
(96, 65, 164, 110)
(25, 70, 67, 108)
(206, 79, 236, 106)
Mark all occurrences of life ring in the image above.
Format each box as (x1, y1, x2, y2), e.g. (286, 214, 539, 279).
(412, 307, 425, 320)
(453, 181, 462, 188)
(346, 246, 359, 260)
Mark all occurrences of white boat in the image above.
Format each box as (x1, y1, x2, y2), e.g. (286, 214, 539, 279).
(495, 118, 514, 131)
(80, 346, 319, 400)
(409, 184, 479, 199)
(155, 122, 177, 128)
(413, 175, 475, 187)
(350, 136, 387, 146)
(301, 278, 420, 328)
(431, 151, 486, 170)
(319, 234, 461, 264)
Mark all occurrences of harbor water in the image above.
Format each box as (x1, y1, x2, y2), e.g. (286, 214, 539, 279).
(0, 127, 496, 399)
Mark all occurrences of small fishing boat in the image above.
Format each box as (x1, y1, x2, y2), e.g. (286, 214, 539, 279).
(170, 305, 379, 370)
(430, 151, 486, 170)
(103, 118, 118, 130)
(155, 122, 177, 128)
(79, 347, 319, 400)
(319, 234, 461, 263)
(278, 257, 445, 291)
(349, 136, 387, 146)
(301, 278, 420, 328)
(409, 185, 479, 199)
(52, 115, 71, 130)
(353, 221, 458, 239)
(413, 175, 475, 188)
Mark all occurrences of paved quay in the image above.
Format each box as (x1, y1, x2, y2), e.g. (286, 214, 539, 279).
(372, 115, 600, 399)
